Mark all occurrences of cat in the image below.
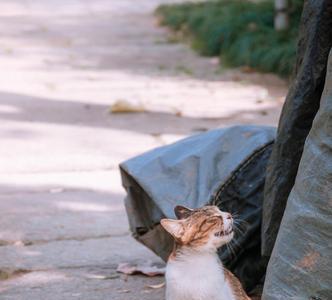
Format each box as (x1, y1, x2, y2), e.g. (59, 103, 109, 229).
(161, 205, 250, 300)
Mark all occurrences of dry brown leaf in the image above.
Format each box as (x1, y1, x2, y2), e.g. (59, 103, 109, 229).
(110, 100, 145, 113)
(86, 274, 119, 280)
(116, 262, 165, 277)
(118, 289, 130, 294)
(241, 66, 255, 73)
(146, 282, 165, 289)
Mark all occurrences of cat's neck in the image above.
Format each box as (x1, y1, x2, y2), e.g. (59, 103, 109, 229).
(166, 244, 240, 300)
(169, 243, 222, 267)
(166, 244, 228, 295)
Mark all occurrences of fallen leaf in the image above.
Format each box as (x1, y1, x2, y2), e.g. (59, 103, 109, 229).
(191, 127, 208, 132)
(118, 289, 130, 294)
(110, 100, 145, 113)
(170, 106, 182, 117)
(150, 133, 161, 137)
(86, 274, 119, 280)
(209, 57, 219, 65)
(259, 110, 268, 116)
(231, 75, 241, 81)
(44, 82, 57, 91)
(241, 66, 255, 73)
(116, 262, 165, 277)
(5, 48, 13, 55)
(146, 282, 165, 289)
(49, 188, 64, 194)
(71, 293, 81, 297)
(86, 274, 106, 279)
(13, 241, 25, 246)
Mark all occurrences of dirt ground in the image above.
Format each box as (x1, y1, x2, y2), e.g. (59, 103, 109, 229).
(0, 0, 287, 299)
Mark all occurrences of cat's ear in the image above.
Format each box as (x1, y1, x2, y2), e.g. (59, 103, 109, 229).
(160, 219, 183, 239)
(174, 205, 193, 219)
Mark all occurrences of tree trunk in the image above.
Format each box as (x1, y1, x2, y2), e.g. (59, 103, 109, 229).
(274, 0, 289, 31)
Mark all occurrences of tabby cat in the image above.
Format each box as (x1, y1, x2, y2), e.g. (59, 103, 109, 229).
(161, 205, 250, 300)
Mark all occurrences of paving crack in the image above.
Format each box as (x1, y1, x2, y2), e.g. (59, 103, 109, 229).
(0, 269, 31, 281)
(0, 264, 120, 282)
(0, 186, 116, 197)
(0, 233, 130, 247)
(0, 166, 117, 177)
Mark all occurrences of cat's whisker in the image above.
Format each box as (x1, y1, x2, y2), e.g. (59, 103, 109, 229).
(230, 212, 249, 229)
(233, 222, 245, 230)
(227, 242, 237, 259)
(212, 197, 218, 206)
(229, 238, 241, 250)
(230, 210, 240, 217)
(232, 220, 246, 234)
(230, 237, 242, 252)
(233, 218, 249, 227)
(226, 244, 233, 258)
(213, 197, 223, 207)
(234, 228, 246, 237)
(233, 219, 249, 233)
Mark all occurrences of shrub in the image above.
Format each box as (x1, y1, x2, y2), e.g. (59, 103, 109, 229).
(156, 0, 303, 77)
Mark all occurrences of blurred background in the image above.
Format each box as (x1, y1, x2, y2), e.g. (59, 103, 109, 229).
(0, 0, 302, 299)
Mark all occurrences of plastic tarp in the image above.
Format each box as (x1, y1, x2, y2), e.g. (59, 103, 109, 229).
(120, 126, 275, 291)
(262, 0, 332, 258)
(261, 0, 332, 297)
(262, 49, 332, 300)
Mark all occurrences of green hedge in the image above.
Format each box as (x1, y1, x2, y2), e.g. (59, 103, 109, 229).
(156, 0, 303, 77)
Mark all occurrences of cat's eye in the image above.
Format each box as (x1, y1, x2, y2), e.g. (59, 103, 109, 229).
(206, 218, 217, 224)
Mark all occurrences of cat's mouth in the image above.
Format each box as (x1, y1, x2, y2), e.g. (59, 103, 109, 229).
(214, 227, 233, 237)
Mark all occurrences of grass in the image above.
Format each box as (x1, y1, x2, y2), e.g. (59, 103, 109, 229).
(156, 0, 303, 77)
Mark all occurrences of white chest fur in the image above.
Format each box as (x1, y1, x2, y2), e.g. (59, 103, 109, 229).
(165, 252, 236, 300)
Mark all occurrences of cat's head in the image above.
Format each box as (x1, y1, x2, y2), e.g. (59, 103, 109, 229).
(161, 205, 233, 252)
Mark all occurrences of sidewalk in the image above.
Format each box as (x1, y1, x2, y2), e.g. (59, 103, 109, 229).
(0, 1, 287, 299)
